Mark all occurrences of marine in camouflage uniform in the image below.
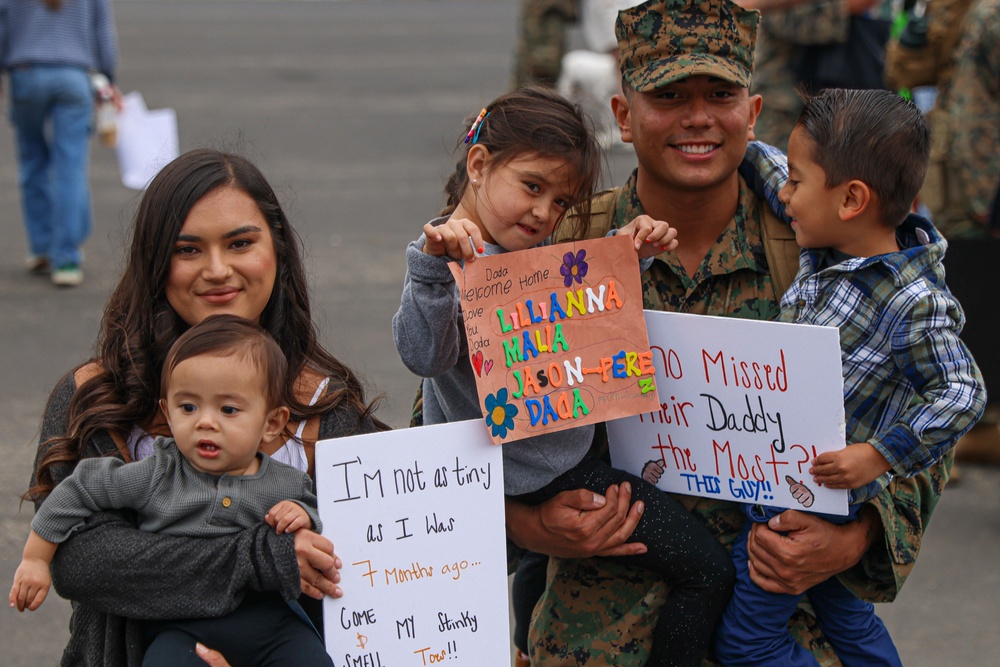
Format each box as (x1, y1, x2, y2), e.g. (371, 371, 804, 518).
(512, 0, 581, 88)
(750, 0, 851, 151)
(933, 0, 1000, 238)
(519, 0, 953, 664)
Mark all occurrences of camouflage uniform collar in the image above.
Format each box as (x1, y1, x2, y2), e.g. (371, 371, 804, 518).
(610, 169, 767, 288)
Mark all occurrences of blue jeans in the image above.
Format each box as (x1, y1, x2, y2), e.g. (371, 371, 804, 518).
(714, 512, 902, 667)
(9, 65, 94, 268)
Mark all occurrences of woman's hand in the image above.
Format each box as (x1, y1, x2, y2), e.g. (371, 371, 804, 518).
(505, 483, 646, 558)
(294, 529, 343, 600)
(746, 506, 879, 594)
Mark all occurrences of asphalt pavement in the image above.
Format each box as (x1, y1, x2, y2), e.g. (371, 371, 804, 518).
(1, 1, 998, 665)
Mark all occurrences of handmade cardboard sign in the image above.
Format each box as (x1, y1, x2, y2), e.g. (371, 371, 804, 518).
(607, 311, 849, 515)
(315, 420, 509, 665)
(448, 234, 659, 445)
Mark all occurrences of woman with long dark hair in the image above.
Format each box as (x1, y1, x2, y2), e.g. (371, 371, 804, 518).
(28, 148, 385, 666)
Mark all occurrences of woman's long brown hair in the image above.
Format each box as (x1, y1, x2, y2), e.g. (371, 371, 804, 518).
(30, 149, 385, 501)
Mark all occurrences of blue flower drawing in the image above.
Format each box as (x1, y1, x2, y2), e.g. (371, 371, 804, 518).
(484, 388, 518, 439)
(560, 249, 589, 287)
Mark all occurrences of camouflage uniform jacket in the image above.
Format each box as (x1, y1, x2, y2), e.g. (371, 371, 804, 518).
(750, 0, 850, 150)
(750, 0, 896, 149)
(526, 161, 953, 666)
(513, 0, 581, 87)
(943, 0, 1000, 234)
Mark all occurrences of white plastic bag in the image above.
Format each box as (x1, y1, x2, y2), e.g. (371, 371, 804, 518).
(115, 91, 179, 190)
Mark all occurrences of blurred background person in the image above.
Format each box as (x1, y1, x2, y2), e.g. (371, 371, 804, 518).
(749, 0, 892, 150)
(915, 0, 1000, 466)
(0, 0, 120, 287)
(556, 0, 637, 147)
(512, 0, 580, 88)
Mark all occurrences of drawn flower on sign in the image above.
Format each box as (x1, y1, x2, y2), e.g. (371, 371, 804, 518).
(484, 388, 518, 439)
(560, 249, 589, 287)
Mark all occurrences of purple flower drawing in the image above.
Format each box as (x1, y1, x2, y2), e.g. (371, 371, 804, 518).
(560, 249, 589, 287)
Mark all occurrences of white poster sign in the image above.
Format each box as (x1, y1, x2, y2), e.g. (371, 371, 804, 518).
(608, 311, 849, 515)
(315, 420, 509, 666)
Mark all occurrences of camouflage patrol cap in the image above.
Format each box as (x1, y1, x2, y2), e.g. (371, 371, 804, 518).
(616, 0, 760, 91)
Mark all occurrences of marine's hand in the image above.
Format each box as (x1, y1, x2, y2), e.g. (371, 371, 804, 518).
(811, 442, 890, 489)
(747, 508, 875, 594)
(265, 500, 311, 534)
(9, 559, 51, 612)
(423, 217, 485, 262)
(195, 643, 233, 667)
(294, 529, 343, 600)
(618, 214, 678, 258)
(505, 483, 646, 558)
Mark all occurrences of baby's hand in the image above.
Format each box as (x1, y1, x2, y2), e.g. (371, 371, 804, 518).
(265, 500, 313, 534)
(423, 216, 485, 262)
(9, 559, 51, 612)
(810, 442, 891, 489)
(618, 215, 678, 259)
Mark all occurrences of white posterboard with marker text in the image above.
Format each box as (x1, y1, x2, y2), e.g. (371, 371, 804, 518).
(316, 420, 509, 666)
(608, 311, 849, 515)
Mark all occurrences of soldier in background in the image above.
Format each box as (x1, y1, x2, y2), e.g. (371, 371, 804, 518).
(930, 0, 999, 238)
(512, 0, 581, 88)
(750, 0, 890, 151)
(924, 0, 1000, 465)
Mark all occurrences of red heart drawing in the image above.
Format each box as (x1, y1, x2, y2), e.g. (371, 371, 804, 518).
(483, 359, 494, 376)
(472, 351, 484, 377)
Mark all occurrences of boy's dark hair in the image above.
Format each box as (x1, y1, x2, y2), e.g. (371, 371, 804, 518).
(161, 315, 287, 411)
(441, 86, 603, 239)
(795, 88, 930, 227)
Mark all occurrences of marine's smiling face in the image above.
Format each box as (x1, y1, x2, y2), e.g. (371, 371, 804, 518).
(616, 75, 761, 194)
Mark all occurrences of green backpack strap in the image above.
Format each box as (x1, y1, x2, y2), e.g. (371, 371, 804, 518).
(759, 202, 800, 301)
(558, 188, 621, 242)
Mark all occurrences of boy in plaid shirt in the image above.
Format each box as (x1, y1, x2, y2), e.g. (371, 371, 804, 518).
(716, 88, 986, 666)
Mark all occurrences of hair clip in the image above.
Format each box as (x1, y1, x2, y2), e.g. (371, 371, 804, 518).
(464, 108, 489, 144)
